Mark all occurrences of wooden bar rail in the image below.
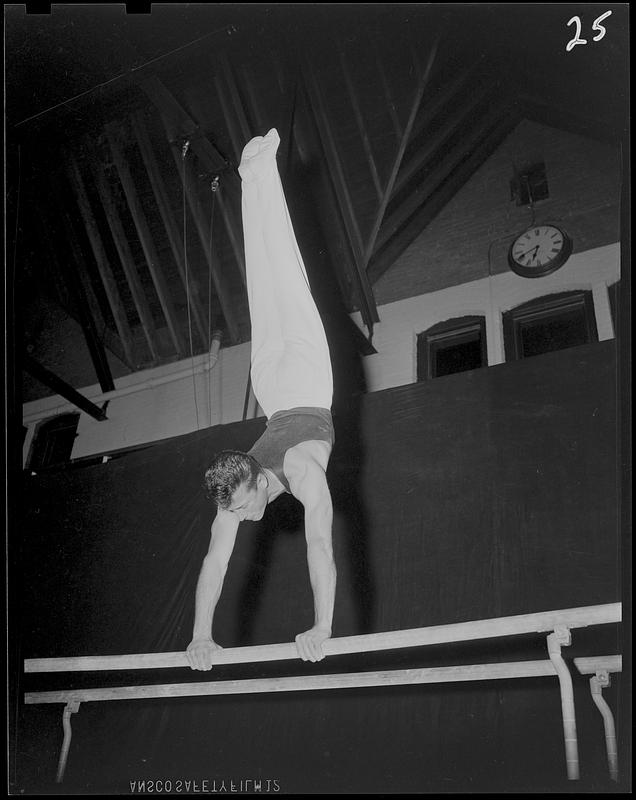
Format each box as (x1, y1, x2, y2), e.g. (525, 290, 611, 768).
(24, 602, 621, 674)
(574, 655, 622, 674)
(24, 660, 564, 705)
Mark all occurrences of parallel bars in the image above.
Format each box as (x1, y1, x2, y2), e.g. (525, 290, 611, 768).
(23, 602, 622, 785)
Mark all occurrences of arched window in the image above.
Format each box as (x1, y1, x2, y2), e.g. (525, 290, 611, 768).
(28, 413, 80, 469)
(502, 290, 598, 361)
(417, 315, 487, 381)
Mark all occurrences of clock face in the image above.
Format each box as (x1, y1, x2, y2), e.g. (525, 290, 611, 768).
(508, 224, 572, 278)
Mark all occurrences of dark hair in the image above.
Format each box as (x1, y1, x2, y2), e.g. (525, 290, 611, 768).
(203, 450, 261, 508)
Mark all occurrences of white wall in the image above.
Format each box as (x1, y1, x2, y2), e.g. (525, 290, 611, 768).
(22, 242, 619, 466)
(352, 243, 620, 393)
(23, 341, 259, 464)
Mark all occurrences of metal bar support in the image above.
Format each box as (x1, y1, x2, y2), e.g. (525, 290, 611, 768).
(56, 700, 80, 783)
(590, 671, 619, 782)
(547, 626, 579, 780)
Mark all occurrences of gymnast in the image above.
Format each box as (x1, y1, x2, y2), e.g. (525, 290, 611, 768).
(187, 128, 336, 670)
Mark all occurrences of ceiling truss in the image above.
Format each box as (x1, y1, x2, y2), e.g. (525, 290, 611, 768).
(19, 18, 531, 400)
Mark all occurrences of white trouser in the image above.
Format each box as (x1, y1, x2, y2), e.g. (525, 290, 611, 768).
(239, 128, 333, 419)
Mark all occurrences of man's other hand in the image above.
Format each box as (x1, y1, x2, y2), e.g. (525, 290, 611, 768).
(295, 626, 331, 662)
(186, 637, 223, 671)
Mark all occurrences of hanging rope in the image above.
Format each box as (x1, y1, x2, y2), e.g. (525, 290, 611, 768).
(181, 141, 201, 430)
(207, 177, 219, 428)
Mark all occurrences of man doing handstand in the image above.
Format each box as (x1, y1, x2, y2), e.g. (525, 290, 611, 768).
(187, 128, 336, 670)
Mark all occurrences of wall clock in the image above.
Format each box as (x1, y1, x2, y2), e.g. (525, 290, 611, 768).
(507, 224, 573, 278)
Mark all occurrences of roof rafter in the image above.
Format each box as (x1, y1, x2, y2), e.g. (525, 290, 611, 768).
(63, 154, 136, 365)
(105, 121, 187, 357)
(362, 37, 440, 267)
(130, 110, 210, 345)
(392, 73, 489, 197)
(368, 106, 520, 284)
(33, 205, 117, 391)
(84, 141, 162, 362)
(338, 47, 383, 201)
(23, 355, 108, 421)
(300, 56, 379, 328)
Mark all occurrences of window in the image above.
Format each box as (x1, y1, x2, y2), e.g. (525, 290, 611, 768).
(503, 291, 598, 361)
(28, 413, 80, 469)
(417, 316, 487, 380)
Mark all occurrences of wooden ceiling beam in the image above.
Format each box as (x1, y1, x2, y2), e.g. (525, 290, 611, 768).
(216, 192, 246, 285)
(301, 60, 364, 258)
(375, 100, 510, 255)
(239, 64, 266, 133)
(238, 55, 296, 176)
(363, 37, 439, 267)
(214, 73, 244, 164)
(300, 57, 379, 327)
(30, 213, 70, 309)
(368, 107, 520, 284)
(105, 122, 187, 357)
(23, 355, 108, 421)
(212, 55, 250, 285)
(373, 49, 404, 140)
(220, 53, 252, 143)
(215, 52, 252, 161)
(43, 201, 132, 369)
(393, 82, 494, 197)
(64, 155, 136, 365)
(407, 67, 474, 147)
(516, 92, 621, 144)
(85, 147, 162, 363)
(338, 47, 383, 201)
(34, 207, 117, 392)
(130, 111, 210, 346)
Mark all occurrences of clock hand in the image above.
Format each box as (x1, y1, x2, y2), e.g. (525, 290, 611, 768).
(518, 244, 540, 259)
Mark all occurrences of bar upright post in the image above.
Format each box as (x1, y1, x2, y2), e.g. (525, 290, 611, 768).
(589, 671, 618, 782)
(547, 626, 579, 780)
(56, 700, 80, 783)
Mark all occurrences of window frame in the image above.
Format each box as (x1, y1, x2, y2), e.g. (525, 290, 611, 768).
(502, 290, 599, 362)
(28, 413, 80, 470)
(417, 315, 488, 381)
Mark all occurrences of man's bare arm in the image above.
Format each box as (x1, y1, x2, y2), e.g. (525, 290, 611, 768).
(286, 442, 336, 662)
(187, 510, 239, 670)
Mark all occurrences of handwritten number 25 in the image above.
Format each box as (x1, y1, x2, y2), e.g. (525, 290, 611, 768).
(566, 10, 612, 52)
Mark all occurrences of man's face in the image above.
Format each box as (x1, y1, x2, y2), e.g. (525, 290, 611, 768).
(228, 474, 268, 521)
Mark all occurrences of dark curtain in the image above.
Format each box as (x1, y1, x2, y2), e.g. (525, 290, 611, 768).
(11, 342, 624, 793)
